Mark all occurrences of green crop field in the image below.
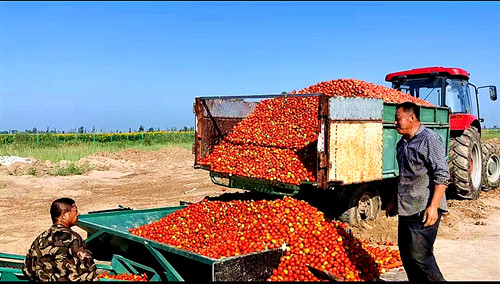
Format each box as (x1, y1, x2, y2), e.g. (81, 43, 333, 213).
(482, 129, 500, 141)
(0, 131, 194, 162)
(1, 129, 498, 163)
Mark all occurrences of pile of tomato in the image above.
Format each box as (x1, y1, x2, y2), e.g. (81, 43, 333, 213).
(129, 197, 401, 281)
(198, 78, 433, 185)
(289, 78, 434, 106)
(224, 95, 320, 149)
(197, 95, 319, 185)
(97, 272, 149, 281)
(199, 141, 316, 185)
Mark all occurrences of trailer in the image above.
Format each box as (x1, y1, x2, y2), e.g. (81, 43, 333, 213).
(0, 253, 161, 282)
(75, 206, 284, 282)
(193, 94, 450, 223)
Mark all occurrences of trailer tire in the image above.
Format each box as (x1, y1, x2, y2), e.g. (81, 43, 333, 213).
(448, 126, 482, 200)
(481, 141, 500, 191)
(338, 185, 381, 225)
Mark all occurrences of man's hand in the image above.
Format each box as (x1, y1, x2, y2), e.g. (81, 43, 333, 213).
(423, 184, 446, 227)
(422, 206, 439, 227)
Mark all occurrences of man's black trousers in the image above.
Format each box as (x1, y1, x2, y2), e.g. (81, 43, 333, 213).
(398, 209, 446, 282)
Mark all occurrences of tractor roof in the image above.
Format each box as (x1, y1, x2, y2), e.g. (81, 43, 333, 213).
(385, 66, 469, 82)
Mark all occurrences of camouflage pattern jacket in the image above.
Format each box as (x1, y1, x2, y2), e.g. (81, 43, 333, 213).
(22, 224, 99, 281)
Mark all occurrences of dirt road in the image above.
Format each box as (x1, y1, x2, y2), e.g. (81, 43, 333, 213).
(1, 146, 499, 281)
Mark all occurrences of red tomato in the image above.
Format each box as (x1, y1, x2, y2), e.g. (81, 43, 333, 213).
(129, 197, 404, 281)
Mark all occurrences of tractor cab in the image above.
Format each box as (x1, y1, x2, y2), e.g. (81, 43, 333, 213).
(385, 67, 500, 200)
(385, 67, 497, 129)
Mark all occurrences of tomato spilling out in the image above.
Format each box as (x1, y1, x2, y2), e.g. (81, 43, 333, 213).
(129, 197, 402, 281)
(97, 272, 149, 281)
(199, 141, 317, 185)
(198, 78, 433, 185)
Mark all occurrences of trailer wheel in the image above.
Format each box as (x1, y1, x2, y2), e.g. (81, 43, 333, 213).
(338, 185, 381, 224)
(449, 126, 482, 200)
(481, 142, 500, 191)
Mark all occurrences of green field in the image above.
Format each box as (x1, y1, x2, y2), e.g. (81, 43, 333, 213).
(1, 129, 498, 163)
(482, 129, 500, 141)
(0, 132, 194, 162)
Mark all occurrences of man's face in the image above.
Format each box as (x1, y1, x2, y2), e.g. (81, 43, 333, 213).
(64, 204, 80, 227)
(394, 108, 414, 136)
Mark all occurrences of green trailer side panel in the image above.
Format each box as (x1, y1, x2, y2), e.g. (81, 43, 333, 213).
(382, 127, 399, 178)
(382, 104, 397, 122)
(109, 254, 162, 281)
(436, 109, 450, 124)
(0, 269, 26, 282)
(382, 103, 450, 179)
(382, 103, 450, 124)
(0, 253, 26, 282)
(0, 254, 161, 282)
(421, 107, 437, 123)
(79, 206, 184, 232)
(433, 128, 450, 156)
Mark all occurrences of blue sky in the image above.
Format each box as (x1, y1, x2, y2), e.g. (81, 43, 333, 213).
(1, 1, 499, 132)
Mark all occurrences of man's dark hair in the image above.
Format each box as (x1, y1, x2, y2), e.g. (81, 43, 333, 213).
(50, 198, 75, 223)
(396, 101, 420, 121)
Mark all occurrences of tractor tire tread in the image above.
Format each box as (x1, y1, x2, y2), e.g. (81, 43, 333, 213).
(449, 127, 482, 200)
(481, 141, 500, 191)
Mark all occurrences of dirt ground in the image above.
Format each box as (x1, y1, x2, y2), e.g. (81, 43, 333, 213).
(1, 141, 499, 281)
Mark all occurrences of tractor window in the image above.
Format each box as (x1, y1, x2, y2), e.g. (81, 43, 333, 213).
(418, 84, 441, 106)
(392, 78, 442, 106)
(467, 84, 479, 116)
(445, 78, 472, 114)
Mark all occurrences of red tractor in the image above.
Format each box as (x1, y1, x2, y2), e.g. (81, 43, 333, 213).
(386, 67, 500, 200)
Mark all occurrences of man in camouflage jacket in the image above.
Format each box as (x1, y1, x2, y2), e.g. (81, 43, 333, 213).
(22, 198, 98, 281)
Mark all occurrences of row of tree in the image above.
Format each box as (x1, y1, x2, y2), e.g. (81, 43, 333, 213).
(2, 124, 498, 135)
(0, 125, 195, 134)
(484, 125, 499, 129)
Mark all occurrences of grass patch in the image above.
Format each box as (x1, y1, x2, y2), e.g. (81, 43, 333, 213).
(50, 162, 94, 176)
(482, 129, 500, 141)
(0, 140, 193, 162)
(27, 167, 38, 176)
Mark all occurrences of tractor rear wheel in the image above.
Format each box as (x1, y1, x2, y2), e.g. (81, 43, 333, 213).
(448, 126, 482, 200)
(481, 141, 500, 191)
